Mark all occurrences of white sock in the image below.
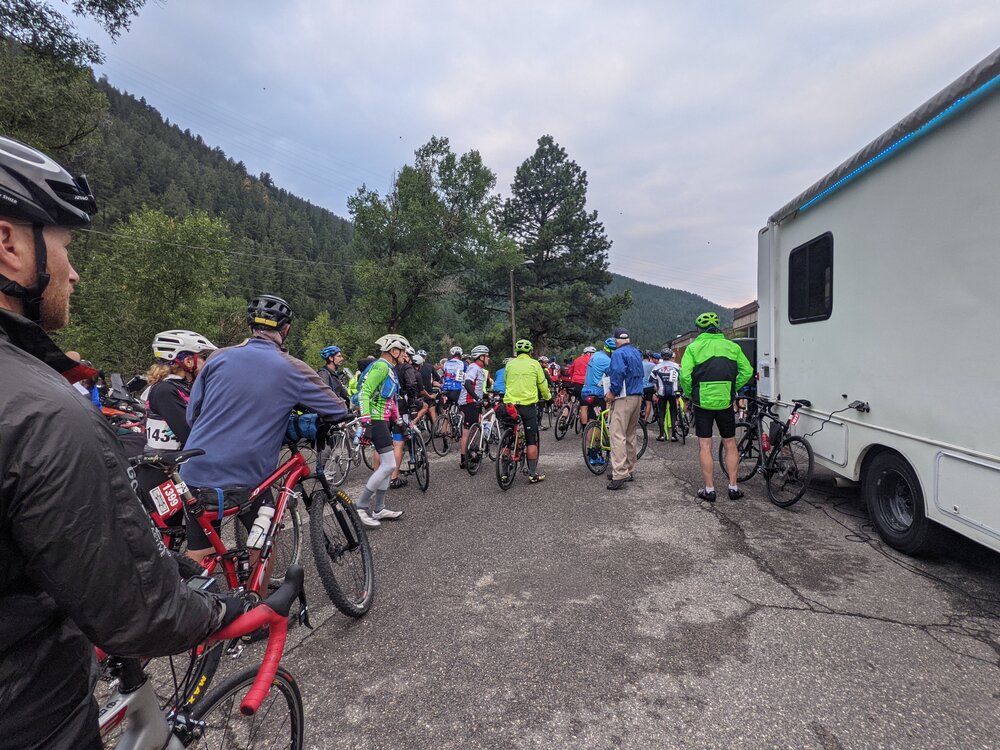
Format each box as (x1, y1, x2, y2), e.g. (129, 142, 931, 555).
(729, 484, 738, 491)
(705, 486, 714, 493)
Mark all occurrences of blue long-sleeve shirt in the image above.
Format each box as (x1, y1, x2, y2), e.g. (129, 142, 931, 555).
(582, 351, 611, 396)
(181, 334, 347, 488)
(492, 367, 506, 394)
(608, 344, 645, 397)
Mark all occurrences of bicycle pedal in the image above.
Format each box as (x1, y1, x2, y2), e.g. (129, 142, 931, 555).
(227, 642, 245, 660)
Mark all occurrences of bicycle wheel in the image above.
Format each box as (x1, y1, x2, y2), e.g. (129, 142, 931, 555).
(635, 419, 648, 459)
(495, 429, 516, 491)
(485, 421, 500, 461)
(720, 421, 761, 483)
(554, 407, 570, 440)
(431, 413, 451, 456)
(412, 432, 430, 492)
(573, 407, 582, 434)
(581, 421, 609, 475)
(309, 485, 375, 617)
(234, 499, 301, 590)
(186, 665, 303, 749)
(321, 431, 352, 486)
(466, 423, 484, 475)
(678, 406, 689, 444)
(765, 435, 814, 507)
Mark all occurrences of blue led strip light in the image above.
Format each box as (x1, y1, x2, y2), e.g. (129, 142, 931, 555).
(798, 70, 1000, 214)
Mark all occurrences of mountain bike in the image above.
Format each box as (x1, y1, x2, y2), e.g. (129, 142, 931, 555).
(465, 399, 501, 475)
(430, 398, 463, 456)
(719, 396, 815, 507)
(495, 413, 528, 490)
(97, 566, 309, 749)
(581, 403, 648, 475)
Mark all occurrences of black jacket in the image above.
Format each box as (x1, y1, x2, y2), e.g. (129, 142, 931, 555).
(0, 309, 218, 750)
(317, 365, 350, 403)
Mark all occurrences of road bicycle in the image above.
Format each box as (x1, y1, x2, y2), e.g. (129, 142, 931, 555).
(97, 565, 309, 749)
(430, 398, 464, 456)
(719, 396, 815, 507)
(136, 440, 374, 619)
(495, 411, 529, 490)
(465, 399, 501, 475)
(317, 415, 366, 486)
(662, 393, 690, 445)
(581, 402, 648, 475)
(397, 412, 431, 491)
(554, 394, 581, 440)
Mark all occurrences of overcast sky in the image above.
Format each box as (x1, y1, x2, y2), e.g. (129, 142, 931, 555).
(79, 1, 1000, 307)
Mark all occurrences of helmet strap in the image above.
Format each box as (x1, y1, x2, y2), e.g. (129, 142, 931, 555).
(0, 224, 49, 324)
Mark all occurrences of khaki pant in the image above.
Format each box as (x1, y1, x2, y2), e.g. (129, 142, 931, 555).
(610, 394, 642, 480)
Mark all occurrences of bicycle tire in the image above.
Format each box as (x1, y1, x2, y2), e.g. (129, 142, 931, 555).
(573, 407, 581, 434)
(554, 409, 569, 440)
(495, 429, 516, 491)
(322, 431, 352, 487)
(765, 435, 814, 508)
(635, 420, 648, 459)
(233, 498, 302, 590)
(466, 423, 483, 475)
(186, 665, 303, 749)
(431, 413, 451, 456)
(485, 421, 500, 461)
(309, 485, 375, 617)
(720, 421, 761, 483)
(412, 432, 430, 492)
(581, 421, 609, 475)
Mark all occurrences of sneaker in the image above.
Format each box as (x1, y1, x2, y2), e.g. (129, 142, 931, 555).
(373, 507, 404, 520)
(697, 488, 717, 503)
(728, 487, 745, 500)
(670, 434, 679, 442)
(357, 510, 381, 527)
(389, 477, 408, 489)
(656, 435, 666, 442)
(528, 474, 545, 484)
(626, 474, 634, 482)
(607, 478, 627, 490)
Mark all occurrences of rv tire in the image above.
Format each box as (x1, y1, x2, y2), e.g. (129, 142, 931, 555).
(863, 451, 938, 555)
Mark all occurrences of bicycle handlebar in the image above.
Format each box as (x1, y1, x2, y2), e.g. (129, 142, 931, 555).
(207, 564, 304, 716)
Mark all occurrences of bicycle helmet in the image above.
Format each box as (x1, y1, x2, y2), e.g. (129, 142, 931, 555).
(153, 330, 217, 361)
(376, 333, 412, 353)
(514, 339, 533, 354)
(661, 348, 675, 359)
(604, 337, 616, 352)
(416, 349, 428, 358)
(0, 136, 96, 323)
(412, 354, 425, 365)
(503, 357, 512, 365)
(404, 345, 416, 356)
(449, 346, 463, 356)
(471, 345, 489, 358)
(247, 294, 293, 329)
(643, 350, 653, 359)
(320, 345, 342, 360)
(583, 346, 596, 354)
(695, 311, 720, 329)
(651, 352, 661, 361)
(539, 355, 549, 363)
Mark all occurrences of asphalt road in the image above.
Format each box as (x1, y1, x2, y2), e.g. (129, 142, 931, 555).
(227, 420, 1000, 749)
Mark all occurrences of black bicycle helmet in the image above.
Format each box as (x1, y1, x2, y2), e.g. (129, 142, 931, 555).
(247, 294, 294, 329)
(0, 136, 96, 322)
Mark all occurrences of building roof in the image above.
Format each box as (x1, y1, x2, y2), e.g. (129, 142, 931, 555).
(770, 47, 1000, 225)
(733, 300, 759, 319)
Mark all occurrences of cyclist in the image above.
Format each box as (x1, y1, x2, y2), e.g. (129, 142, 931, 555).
(0, 136, 242, 750)
(440, 346, 465, 435)
(180, 294, 351, 555)
(582, 338, 614, 465)
(502, 339, 551, 483)
(358, 334, 412, 522)
(492, 357, 510, 396)
(458, 345, 490, 469)
(413, 349, 440, 427)
(386, 345, 420, 488)
(641, 350, 657, 422)
(651, 348, 681, 441)
(318, 345, 350, 402)
(680, 311, 753, 502)
(570, 345, 594, 425)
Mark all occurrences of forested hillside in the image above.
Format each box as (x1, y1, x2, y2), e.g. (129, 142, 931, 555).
(607, 274, 734, 350)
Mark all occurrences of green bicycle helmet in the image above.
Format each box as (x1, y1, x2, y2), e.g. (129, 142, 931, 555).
(514, 339, 533, 354)
(695, 311, 720, 329)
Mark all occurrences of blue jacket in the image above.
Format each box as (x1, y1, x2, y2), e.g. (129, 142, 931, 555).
(181, 334, 348, 488)
(609, 344, 645, 397)
(582, 350, 611, 396)
(492, 367, 506, 394)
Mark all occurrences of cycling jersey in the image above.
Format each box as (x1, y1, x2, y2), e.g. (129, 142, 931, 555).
(143, 375, 191, 451)
(582, 350, 611, 397)
(570, 353, 591, 385)
(419, 361, 438, 392)
(679, 331, 753, 410)
(503, 354, 551, 406)
(651, 360, 680, 396)
(441, 357, 465, 391)
(642, 359, 656, 391)
(492, 367, 506, 394)
(460, 361, 486, 405)
(360, 357, 401, 421)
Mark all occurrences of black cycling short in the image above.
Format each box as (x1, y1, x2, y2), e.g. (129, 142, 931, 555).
(582, 393, 606, 413)
(643, 386, 655, 402)
(515, 404, 540, 446)
(368, 420, 393, 451)
(459, 402, 480, 429)
(570, 383, 583, 401)
(693, 406, 736, 439)
(444, 389, 460, 405)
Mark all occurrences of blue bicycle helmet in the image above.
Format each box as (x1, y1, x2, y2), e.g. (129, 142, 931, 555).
(604, 337, 616, 352)
(320, 345, 342, 360)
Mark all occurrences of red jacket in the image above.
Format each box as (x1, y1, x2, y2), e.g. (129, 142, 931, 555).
(571, 353, 591, 385)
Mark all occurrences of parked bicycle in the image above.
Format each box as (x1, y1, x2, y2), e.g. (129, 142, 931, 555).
(553, 394, 581, 440)
(318, 415, 367, 486)
(465, 398, 501, 475)
(719, 396, 815, 507)
(430, 401, 464, 456)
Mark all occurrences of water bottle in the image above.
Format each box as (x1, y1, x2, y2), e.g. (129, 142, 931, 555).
(353, 425, 364, 445)
(246, 505, 275, 549)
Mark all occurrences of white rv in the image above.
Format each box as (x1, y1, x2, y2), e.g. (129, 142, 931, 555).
(757, 49, 1000, 554)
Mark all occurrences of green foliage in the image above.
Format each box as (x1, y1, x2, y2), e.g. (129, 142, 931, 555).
(300, 310, 374, 372)
(606, 273, 734, 351)
(466, 135, 630, 354)
(58, 208, 238, 373)
(0, 40, 108, 157)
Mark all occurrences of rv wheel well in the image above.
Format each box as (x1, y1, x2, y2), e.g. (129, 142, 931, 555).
(859, 444, 903, 480)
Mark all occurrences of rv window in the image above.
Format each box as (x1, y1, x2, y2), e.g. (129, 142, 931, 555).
(788, 233, 833, 324)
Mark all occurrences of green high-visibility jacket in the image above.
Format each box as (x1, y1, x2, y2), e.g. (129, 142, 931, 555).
(679, 332, 753, 411)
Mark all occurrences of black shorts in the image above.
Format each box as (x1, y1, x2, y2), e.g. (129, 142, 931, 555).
(367, 420, 394, 451)
(459, 402, 480, 429)
(643, 387, 655, 402)
(693, 406, 736, 439)
(515, 404, 540, 446)
(444, 389, 460, 405)
(570, 383, 583, 401)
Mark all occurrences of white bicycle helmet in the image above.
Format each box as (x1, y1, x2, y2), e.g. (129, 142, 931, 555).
(153, 330, 217, 361)
(412, 354, 425, 365)
(416, 349, 428, 358)
(404, 345, 416, 356)
(470, 345, 490, 358)
(449, 346, 463, 356)
(583, 346, 597, 354)
(376, 333, 412, 353)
